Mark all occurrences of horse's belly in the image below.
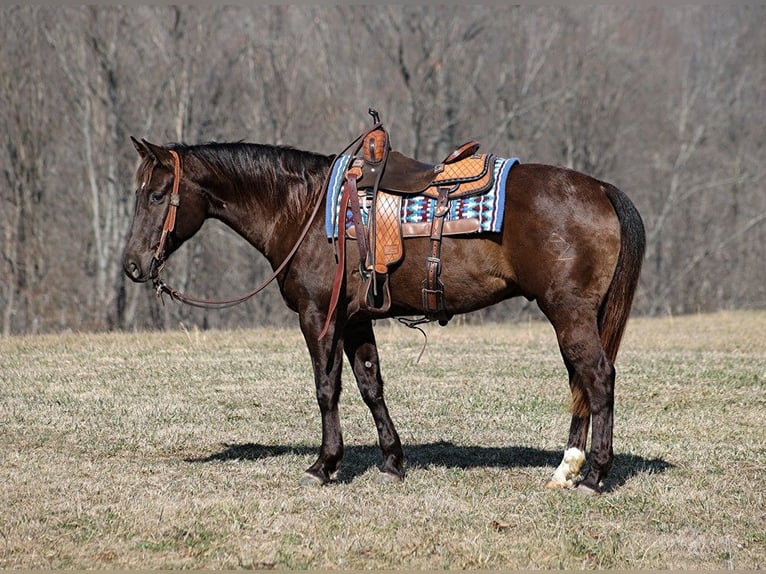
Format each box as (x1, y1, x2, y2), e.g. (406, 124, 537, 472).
(384, 235, 519, 316)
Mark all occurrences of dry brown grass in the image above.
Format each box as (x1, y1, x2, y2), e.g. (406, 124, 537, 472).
(1, 311, 764, 569)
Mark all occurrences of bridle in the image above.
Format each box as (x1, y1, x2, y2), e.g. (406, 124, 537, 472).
(152, 150, 182, 266)
(149, 120, 382, 310)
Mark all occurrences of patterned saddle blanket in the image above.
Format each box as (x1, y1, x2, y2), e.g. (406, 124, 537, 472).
(325, 154, 519, 240)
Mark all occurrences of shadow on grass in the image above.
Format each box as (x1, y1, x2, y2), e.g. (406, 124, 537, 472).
(186, 441, 673, 491)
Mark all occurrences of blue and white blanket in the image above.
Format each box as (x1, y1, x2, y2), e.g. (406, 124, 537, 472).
(325, 154, 519, 239)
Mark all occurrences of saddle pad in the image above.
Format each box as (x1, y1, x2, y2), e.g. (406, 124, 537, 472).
(325, 155, 519, 239)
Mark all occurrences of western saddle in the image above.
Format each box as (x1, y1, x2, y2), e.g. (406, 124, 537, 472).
(320, 110, 499, 339)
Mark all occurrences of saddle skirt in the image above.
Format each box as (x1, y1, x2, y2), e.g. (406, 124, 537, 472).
(325, 154, 519, 240)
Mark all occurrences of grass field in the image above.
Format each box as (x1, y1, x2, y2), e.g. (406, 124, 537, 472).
(1, 311, 764, 569)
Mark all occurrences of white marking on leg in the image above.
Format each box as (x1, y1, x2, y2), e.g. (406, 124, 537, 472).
(546, 447, 586, 489)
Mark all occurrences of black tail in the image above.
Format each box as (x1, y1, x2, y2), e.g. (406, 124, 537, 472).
(599, 185, 646, 363)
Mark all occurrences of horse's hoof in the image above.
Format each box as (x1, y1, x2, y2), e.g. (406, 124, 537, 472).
(575, 483, 601, 497)
(299, 472, 327, 487)
(545, 478, 573, 490)
(378, 470, 405, 484)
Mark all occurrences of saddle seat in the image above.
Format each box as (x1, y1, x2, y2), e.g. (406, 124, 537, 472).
(356, 141, 486, 197)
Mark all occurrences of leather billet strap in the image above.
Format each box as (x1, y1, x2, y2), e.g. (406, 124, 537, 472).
(363, 129, 390, 280)
(422, 186, 450, 325)
(154, 149, 182, 263)
(317, 180, 351, 341)
(345, 165, 368, 266)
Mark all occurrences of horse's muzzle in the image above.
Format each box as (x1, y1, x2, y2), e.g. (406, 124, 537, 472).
(123, 254, 158, 283)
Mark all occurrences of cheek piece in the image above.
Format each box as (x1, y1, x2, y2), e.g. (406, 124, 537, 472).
(153, 149, 182, 266)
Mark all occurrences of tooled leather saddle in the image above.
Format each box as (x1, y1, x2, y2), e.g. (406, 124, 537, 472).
(319, 110, 507, 340)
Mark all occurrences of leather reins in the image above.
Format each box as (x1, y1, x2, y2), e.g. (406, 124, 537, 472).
(151, 122, 383, 310)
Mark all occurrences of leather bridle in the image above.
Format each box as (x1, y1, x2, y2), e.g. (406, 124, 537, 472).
(152, 150, 182, 267)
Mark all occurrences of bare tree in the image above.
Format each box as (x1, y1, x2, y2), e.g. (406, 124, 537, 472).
(0, 8, 52, 335)
(0, 5, 764, 335)
(642, 6, 766, 314)
(355, 6, 492, 159)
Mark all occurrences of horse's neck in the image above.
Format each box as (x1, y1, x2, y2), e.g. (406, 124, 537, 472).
(205, 151, 330, 264)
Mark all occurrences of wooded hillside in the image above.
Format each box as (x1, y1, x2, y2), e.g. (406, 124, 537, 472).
(2, 5, 764, 335)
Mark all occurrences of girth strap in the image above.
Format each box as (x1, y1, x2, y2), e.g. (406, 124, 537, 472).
(345, 169, 368, 266)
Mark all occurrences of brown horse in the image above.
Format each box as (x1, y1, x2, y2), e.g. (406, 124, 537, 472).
(123, 132, 645, 494)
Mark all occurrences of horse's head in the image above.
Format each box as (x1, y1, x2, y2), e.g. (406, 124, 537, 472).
(123, 138, 208, 283)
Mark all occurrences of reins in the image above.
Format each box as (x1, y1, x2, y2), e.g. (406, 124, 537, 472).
(151, 121, 384, 310)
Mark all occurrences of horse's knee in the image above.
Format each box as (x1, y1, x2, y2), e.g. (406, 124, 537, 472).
(314, 379, 341, 411)
(352, 360, 386, 404)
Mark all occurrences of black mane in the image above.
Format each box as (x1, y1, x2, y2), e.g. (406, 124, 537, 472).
(170, 141, 334, 211)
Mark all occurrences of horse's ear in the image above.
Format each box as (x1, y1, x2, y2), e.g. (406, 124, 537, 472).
(131, 136, 149, 158)
(140, 138, 175, 169)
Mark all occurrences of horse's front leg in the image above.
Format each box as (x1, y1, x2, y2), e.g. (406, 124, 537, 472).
(299, 306, 346, 485)
(344, 320, 405, 481)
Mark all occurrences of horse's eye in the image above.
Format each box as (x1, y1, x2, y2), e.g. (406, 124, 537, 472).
(150, 191, 165, 204)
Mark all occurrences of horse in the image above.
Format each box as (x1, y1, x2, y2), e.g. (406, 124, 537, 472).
(122, 129, 645, 495)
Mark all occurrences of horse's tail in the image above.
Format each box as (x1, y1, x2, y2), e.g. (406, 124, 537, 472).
(599, 185, 646, 363)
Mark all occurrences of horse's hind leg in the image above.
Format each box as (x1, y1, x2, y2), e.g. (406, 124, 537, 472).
(543, 305, 615, 494)
(344, 320, 405, 481)
(546, 360, 590, 489)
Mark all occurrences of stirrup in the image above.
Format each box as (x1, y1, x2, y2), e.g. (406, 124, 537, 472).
(360, 271, 391, 313)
